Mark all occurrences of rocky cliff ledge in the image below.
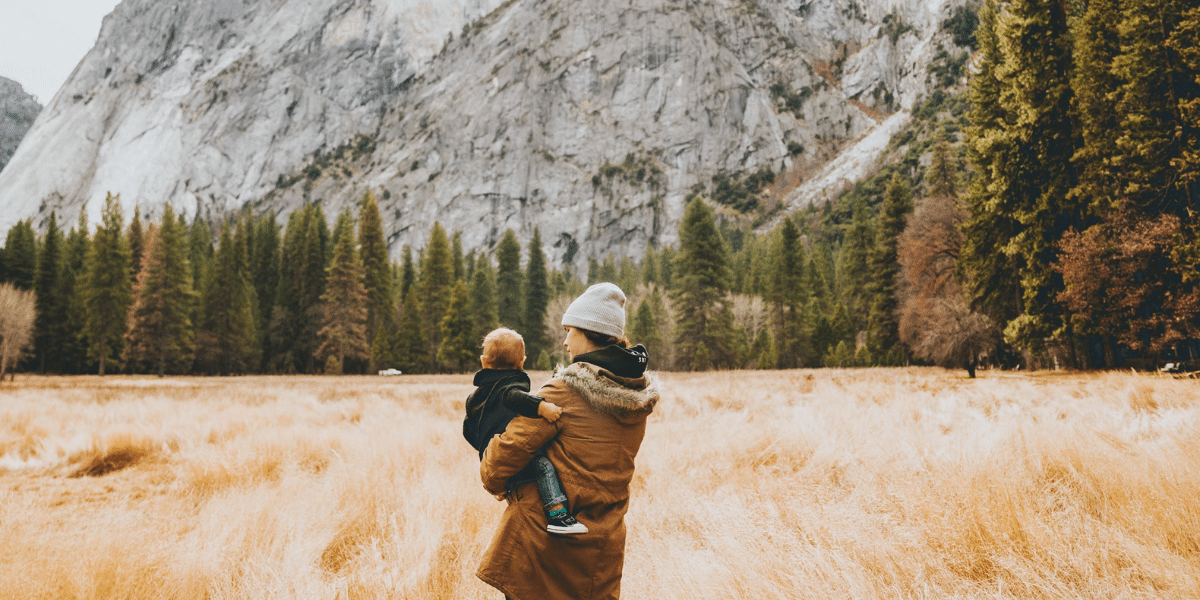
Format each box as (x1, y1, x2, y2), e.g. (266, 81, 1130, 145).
(0, 77, 42, 174)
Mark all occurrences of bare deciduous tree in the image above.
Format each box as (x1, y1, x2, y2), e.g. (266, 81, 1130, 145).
(0, 283, 37, 381)
(897, 195, 998, 377)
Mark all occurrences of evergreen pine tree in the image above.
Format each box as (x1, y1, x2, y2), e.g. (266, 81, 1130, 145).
(628, 298, 663, 369)
(1111, 0, 1197, 219)
(60, 211, 91, 373)
(198, 218, 260, 375)
(420, 222, 455, 371)
(769, 218, 810, 368)
(523, 227, 551, 360)
(469, 255, 499, 346)
(186, 217, 214, 328)
(672, 198, 732, 371)
(867, 173, 913, 361)
(927, 138, 958, 198)
(33, 212, 65, 373)
(960, 0, 1024, 327)
(641, 246, 659, 285)
(400, 244, 416, 298)
(450, 231, 464, 282)
(124, 205, 196, 376)
(438, 280, 475, 372)
(298, 204, 331, 372)
(83, 193, 133, 375)
(127, 206, 145, 281)
(4, 220, 36, 290)
(659, 245, 677, 290)
(250, 212, 280, 370)
(587, 257, 601, 285)
(496, 229, 523, 328)
(751, 328, 777, 369)
(393, 285, 427, 373)
(995, 0, 1080, 355)
(1070, 0, 1124, 215)
(838, 197, 875, 329)
(317, 209, 370, 374)
(358, 192, 393, 350)
(810, 302, 835, 361)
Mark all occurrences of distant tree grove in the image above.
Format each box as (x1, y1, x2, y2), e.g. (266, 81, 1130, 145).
(0, 0, 1195, 376)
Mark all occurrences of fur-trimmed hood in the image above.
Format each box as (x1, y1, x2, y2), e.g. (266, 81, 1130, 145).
(554, 362, 660, 419)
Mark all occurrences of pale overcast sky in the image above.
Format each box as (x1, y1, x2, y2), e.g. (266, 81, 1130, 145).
(0, 0, 123, 104)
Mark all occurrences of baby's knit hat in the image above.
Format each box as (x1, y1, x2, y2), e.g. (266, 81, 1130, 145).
(561, 282, 626, 339)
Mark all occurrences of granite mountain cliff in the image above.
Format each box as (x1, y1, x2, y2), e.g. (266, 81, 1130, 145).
(0, 0, 970, 267)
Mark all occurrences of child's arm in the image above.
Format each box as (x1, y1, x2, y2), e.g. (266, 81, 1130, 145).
(503, 388, 547, 419)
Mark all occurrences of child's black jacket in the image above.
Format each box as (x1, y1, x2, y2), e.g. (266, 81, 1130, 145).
(463, 369, 543, 458)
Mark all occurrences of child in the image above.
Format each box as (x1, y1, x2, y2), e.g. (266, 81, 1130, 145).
(462, 328, 587, 535)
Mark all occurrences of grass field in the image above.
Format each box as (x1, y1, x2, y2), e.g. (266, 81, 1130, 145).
(0, 369, 1198, 599)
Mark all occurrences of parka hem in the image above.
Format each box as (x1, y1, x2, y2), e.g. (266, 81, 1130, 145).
(476, 570, 521, 600)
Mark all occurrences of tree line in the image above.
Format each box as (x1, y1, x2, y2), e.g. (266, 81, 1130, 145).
(0, 179, 935, 376)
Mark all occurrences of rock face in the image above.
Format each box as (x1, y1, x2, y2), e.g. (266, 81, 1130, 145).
(0, 0, 968, 269)
(0, 77, 42, 175)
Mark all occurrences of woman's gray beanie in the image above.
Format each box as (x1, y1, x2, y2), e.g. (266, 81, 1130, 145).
(561, 282, 626, 339)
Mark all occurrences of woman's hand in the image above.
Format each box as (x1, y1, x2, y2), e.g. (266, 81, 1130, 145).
(537, 401, 563, 422)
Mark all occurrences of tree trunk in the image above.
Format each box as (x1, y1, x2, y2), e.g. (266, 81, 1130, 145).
(966, 358, 977, 379)
(1066, 321, 1079, 369)
(98, 337, 107, 376)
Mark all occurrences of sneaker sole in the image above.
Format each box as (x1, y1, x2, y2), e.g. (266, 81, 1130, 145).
(546, 523, 588, 535)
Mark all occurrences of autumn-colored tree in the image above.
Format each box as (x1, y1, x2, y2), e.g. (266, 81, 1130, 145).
(1057, 211, 1200, 367)
(0, 283, 36, 381)
(898, 195, 999, 377)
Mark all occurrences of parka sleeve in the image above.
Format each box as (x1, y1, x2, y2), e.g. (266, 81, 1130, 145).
(480, 386, 562, 495)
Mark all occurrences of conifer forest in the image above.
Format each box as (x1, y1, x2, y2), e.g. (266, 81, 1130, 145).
(0, 0, 1198, 377)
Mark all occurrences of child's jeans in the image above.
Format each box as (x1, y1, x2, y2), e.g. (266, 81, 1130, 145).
(532, 451, 568, 509)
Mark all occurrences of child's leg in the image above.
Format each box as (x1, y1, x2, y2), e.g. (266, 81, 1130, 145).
(532, 454, 569, 516)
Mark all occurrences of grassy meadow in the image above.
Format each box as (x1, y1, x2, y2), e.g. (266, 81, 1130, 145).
(0, 369, 1198, 599)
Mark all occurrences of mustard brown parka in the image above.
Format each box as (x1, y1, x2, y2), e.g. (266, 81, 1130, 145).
(477, 351, 659, 600)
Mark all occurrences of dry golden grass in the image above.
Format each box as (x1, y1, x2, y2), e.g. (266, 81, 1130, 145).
(1, 369, 1198, 599)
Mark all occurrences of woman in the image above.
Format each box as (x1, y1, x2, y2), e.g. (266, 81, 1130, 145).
(477, 282, 659, 600)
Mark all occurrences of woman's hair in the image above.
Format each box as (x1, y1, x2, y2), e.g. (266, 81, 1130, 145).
(579, 328, 630, 349)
